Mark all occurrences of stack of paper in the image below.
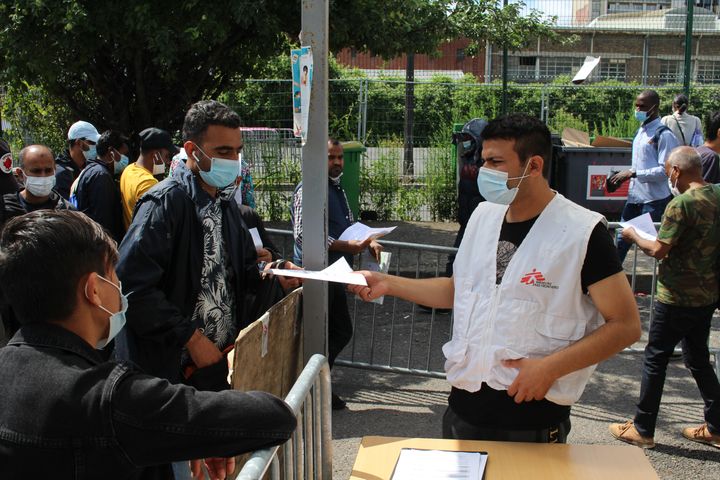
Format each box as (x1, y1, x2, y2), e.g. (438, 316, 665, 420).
(339, 222, 396, 242)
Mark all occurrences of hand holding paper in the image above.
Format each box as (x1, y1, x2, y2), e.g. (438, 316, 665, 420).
(338, 222, 396, 242)
(619, 213, 657, 242)
(269, 258, 368, 286)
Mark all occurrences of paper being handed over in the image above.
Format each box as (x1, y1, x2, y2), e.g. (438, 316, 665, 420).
(619, 212, 658, 241)
(338, 222, 396, 242)
(268, 257, 367, 286)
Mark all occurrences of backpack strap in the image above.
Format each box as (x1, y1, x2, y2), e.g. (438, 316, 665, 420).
(649, 125, 672, 150)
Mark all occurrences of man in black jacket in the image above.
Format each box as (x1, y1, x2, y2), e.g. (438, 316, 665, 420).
(75, 130, 127, 242)
(0, 210, 295, 479)
(116, 101, 259, 394)
(55, 120, 99, 199)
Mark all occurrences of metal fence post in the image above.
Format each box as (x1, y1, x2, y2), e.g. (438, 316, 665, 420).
(301, 0, 330, 362)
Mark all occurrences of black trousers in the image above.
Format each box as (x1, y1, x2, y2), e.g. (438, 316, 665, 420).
(442, 405, 571, 443)
(634, 301, 720, 438)
(328, 282, 353, 368)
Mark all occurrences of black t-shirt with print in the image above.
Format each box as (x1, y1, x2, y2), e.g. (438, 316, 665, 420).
(448, 215, 623, 430)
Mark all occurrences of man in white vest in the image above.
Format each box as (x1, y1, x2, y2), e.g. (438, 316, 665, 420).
(350, 114, 641, 443)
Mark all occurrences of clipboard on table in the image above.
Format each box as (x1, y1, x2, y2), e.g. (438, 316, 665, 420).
(390, 448, 488, 480)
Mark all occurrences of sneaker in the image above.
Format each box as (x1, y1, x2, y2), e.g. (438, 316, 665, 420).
(331, 393, 347, 411)
(681, 423, 720, 448)
(609, 421, 655, 449)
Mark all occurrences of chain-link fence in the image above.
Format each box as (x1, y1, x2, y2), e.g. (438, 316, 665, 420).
(232, 79, 720, 222)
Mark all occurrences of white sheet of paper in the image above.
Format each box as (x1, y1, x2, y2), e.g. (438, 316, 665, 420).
(249, 228, 263, 249)
(619, 212, 658, 241)
(360, 251, 391, 305)
(572, 55, 601, 84)
(338, 222, 396, 242)
(269, 257, 368, 286)
(392, 449, 487, 480)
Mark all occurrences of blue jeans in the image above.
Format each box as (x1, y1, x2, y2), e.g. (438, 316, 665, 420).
(616, 196, 671, 263)
(633, 302, 720, 438)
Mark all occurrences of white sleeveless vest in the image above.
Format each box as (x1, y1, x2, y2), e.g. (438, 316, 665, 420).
(443, 193, 605, 405)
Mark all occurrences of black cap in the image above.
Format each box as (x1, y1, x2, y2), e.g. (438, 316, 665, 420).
(139, 128, 179, 155)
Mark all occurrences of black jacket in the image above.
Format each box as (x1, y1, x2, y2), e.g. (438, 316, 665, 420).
(0, 189, 74, 229)
(54, 149, 83, 200)
(115, 162, 259, 383)
(76, 159, 124, 242)
(0, 323, 295, 479)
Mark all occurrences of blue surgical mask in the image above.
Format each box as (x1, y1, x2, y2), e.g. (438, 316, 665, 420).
(83, 144, 97, 161)
(191, 143, 238, 188)
(476, 162, 531, 205)
(114, 154, 129, 174)
(86, 274, 128, 349)
(634, 110, 648, 122)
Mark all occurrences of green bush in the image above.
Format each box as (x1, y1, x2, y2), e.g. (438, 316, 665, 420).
(360, 140, 401, 221)
(1, 82, 72, 156)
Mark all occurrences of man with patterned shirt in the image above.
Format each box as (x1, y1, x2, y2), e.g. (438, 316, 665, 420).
(610, 146, 720, 449)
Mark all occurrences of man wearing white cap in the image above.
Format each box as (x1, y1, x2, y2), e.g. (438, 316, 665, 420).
(55, 120, 100, 200)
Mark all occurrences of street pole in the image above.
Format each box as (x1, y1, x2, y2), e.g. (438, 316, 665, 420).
(502, 0, 508, 115)
(301, 0, 329, 363)
(683, 0, 694, 98)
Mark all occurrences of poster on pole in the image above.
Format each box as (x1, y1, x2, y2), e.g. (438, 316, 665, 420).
(291, 46, 313, 145)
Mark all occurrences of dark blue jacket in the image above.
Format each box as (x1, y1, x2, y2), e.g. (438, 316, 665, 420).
(54, 149, 83, 200)
(76, 159, 124, 242)
(0, 323, 295, 479)
(115, 162, 259, 384)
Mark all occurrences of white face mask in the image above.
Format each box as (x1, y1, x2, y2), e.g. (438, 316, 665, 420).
(151, 153, 166, 176)
(85, 274, 129, 349)
(23, 173, 56, 197)
(669, 169, 681, 197)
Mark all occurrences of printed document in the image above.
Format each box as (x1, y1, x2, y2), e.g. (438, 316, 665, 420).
(619, 212, 658, 241)
(391, 449, 487, 480)
(248, 228, 263, 249)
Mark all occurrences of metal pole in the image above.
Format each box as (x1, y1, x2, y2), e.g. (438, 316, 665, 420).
(502, 0, 509, 115)
(301, 0, 329, 362)
(683, 0, 694, 98)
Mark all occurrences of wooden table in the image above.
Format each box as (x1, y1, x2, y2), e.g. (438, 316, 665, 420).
(349, 436, 659, 480)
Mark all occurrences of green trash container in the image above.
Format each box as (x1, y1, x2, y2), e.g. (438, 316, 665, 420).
(340, 141, 365, 219)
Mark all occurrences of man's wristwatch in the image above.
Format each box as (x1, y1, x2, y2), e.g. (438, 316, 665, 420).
(630, 168, 637, 178)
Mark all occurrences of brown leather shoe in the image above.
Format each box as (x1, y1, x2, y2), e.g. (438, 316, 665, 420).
(681, 423, 720, 448)
(609, 421, 655, 449)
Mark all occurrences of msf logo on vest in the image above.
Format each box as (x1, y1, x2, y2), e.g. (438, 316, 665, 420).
(520, 269, 559, 290)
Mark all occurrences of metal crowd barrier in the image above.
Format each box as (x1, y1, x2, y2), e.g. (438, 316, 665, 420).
(267, 227, 720, 380)
(237, 354, 332, 480)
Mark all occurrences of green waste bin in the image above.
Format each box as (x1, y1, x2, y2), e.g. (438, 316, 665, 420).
(340, 141, 365, 219)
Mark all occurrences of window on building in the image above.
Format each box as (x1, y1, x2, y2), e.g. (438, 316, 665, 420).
(697, 60, 720, 84)
(456, 48, 465, 62)
(538, 57, 585, 82)
(507, 56, 538, 82)
(659, 59, 683, 84)
(599, 59, 626, 81)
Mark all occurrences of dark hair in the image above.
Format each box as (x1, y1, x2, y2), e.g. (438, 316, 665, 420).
(182, 100, 241, 144)
(673, 94, 689, 113)
(97, 130, 128, 157)
(706, 111, 720, 141)
(328, 138, 342, 146)
(481, 114, 552, 178)
(639, 89, 660, 108)
(0, 210, 118, 324)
